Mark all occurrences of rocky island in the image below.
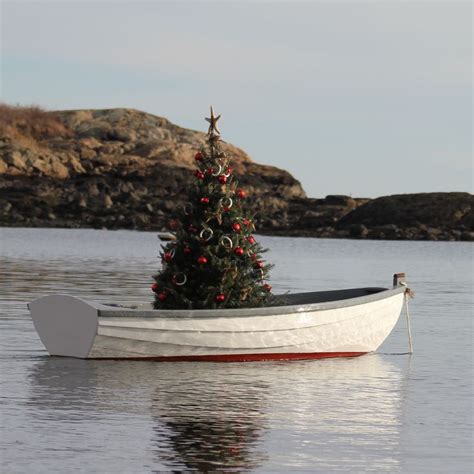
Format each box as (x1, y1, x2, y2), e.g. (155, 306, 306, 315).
(0, 105, 472, 241)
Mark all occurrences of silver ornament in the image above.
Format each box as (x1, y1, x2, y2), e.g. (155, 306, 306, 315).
(199, 227, 214, 241)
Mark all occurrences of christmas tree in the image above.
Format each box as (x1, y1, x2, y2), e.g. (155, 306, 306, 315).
(152, 107, 274, 310)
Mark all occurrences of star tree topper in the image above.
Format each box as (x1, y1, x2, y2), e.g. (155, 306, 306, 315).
(205, 106, 221, 136)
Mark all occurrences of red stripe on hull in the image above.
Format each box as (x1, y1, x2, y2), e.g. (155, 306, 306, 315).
(91, 352, 368, 362)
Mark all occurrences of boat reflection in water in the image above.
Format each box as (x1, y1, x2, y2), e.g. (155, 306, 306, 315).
(150, 365, 269, 471)
(28, 355, 407, 472)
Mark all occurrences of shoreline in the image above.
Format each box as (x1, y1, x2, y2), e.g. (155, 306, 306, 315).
(1, 222, 472, 242)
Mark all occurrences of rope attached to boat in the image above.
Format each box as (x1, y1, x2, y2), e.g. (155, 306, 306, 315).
(400, 282, 414, 354)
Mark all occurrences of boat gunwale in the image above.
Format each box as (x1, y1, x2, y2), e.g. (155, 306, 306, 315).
(97, 286, 406, 319)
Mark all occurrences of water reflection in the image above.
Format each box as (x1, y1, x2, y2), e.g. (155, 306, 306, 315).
(27, 355, 405, 471)
(26, 358, 100, 417)
(150, 365, 268, 471)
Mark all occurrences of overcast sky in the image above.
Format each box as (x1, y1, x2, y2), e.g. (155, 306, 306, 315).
(1, 1, 472, 198)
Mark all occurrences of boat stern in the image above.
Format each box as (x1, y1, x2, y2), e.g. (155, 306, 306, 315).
(29, 295, 99, 358)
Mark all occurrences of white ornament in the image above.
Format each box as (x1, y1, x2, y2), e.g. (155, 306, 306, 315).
(219, 197, 233, 209)
(220, 235, 233, 249)
(200, 228, 214, 241)
(211, 164, 222, 177)
(174, 273, 187, 286)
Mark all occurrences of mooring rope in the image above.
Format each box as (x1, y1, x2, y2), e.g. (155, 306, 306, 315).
(400, 282, 414, 354)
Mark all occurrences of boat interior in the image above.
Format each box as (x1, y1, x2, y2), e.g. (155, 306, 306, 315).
(274, 287, 388, 306)
(106, 287, 389, 310)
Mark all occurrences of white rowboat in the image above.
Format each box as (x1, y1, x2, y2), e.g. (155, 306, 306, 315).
(29, 274, 408, 362)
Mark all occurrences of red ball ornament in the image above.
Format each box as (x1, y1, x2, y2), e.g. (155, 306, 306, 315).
(158, 291, 167, 302)
(255, 260, 264, 269)
(215, 293, 226, 303)
(188, 225, 198, 233)
(232, 223, 241, 232)
(151, 283, 159, 292)
(243, 219, 251, 227)
(237, 189, 246, 199)
(163, 252, 173, 263)
(218, 175, 228, 184)
(195, 152, 203, 161)
(183, 247, 192, 254)
(223, 207, 231, 212)
(200, 197, 210, 204)
(197, 256, 208, 265)
(195, 170, 205, 180)
(234, 246, 244, 256)
(247, 235, 256, 244)
(226, 167, 232, 175)
(206, 167, 213, 175)
(169, 219, 179, 229)
(263, 283, 272, 292)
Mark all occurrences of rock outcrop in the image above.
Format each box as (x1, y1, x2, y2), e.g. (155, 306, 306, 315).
(337, 193, 474, 241)
(0, 106, 472, 241)
(0, 108, 306, 231)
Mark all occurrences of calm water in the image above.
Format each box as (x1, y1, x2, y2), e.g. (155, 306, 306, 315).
(1, 228, 472, 473)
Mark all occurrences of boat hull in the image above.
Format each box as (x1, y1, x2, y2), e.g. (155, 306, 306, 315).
(29, 286, 405, 361)
(86, 352, 368, 362)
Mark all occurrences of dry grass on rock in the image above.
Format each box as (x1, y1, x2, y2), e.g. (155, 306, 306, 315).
(0, 103, 72, 144)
